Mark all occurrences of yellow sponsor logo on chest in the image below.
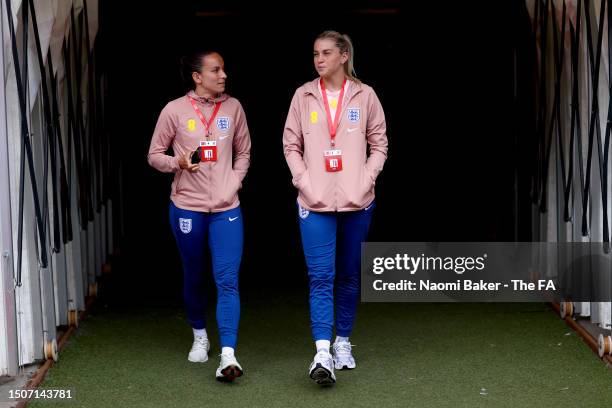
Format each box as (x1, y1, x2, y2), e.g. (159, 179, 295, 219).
(187, 119, 196, 132)
(310, 111, 318, 124)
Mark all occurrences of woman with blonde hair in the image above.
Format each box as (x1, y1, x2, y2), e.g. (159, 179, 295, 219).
(283, 31, 388, 385)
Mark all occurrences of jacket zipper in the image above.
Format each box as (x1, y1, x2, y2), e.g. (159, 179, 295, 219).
(206, 161, 212, 212)
(308, 86, 362, 211)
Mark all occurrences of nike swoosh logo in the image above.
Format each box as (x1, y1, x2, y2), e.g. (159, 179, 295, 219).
(229, 216, 239, 222)
(347, 128, 359, 133)
(219, 135, 230, 140)
(365, 203, 374, 211)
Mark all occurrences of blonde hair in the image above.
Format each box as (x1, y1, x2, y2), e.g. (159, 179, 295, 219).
(315, 30, 361, 83)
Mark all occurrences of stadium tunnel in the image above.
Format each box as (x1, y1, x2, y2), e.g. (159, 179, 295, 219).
(0, 0, 611, 406)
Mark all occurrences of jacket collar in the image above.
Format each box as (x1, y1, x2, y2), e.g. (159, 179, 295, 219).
(303, 77, 362, 100)
(187, 90, 229, 105)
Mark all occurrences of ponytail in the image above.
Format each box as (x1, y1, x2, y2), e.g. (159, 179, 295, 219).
(179, 50, 216, 91)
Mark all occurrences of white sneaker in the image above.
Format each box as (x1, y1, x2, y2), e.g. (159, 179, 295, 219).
(187, 335, 210, 363)
(332, 340, 356, 370)
(215, 353, 243, 382)
(309, 350, 336, 385)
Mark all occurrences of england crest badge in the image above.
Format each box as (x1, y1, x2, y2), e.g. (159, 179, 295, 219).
(179, 218, 192, 234)
(216, 117, 231, 132)
(347, 108, 360, 123)
(298, 204, 310, 219)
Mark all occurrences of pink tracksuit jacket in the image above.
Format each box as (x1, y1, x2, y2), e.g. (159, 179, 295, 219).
(283, 78, 388, 212)
(147, 91, 251, 212)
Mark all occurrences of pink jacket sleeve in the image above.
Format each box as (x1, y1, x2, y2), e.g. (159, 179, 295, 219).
(232, 102, 252, 182)
(147, 104, 181, 173)
(365, 89, 388, 180)
(283, 91, 307, 187)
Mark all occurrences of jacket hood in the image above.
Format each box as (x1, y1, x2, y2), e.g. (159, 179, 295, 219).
(187, 90, 230, 104)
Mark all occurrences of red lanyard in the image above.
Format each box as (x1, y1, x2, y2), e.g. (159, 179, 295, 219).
(320, 78, 347, 147)
(188, 96, 221, 138)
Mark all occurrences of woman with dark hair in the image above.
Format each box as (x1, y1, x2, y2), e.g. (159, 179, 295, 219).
(283, 31, 388, 385)
(148, 51, 250, 382)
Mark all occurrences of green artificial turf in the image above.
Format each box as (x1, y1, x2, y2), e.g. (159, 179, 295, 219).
(29, 297, 612, 408)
